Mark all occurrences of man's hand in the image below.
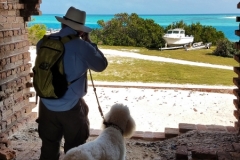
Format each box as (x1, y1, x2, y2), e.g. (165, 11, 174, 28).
(81, 32, 91, 43)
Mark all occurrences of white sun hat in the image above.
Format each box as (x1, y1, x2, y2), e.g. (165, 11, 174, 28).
(55, 6, 92, 33)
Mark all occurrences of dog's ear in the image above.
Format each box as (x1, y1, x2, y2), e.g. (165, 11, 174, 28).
(123, 116, 136, 138)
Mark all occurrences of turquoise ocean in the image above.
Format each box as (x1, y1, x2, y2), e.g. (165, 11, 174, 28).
(28, 14, 240, 42)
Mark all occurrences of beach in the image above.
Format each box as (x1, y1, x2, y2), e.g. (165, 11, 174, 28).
(29, 47, 237, 132)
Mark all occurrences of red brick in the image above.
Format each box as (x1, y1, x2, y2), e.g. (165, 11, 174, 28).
(16, 17, 24, 23)
(6, 70, 11, 77)
(21, 29, 25, 34)
(6, 57, 10, 64)
(17, 3, 24, 9)
(206, 125, 227, 132)
(233, 142, 240, 152)
(16, 78, 22, 85)
(7, 16, 15, 23)
(0, 15, 6, 23)
(196, 124, 207, 131)
(217, 151, 232, 160)
(234, 110, 240, 120)
(30, 112, 38, 119)
(1, 58, 6, 66)
(234, 99, 240, 110)
(10, 55, 16, 63)
(226, 126, 238, 133)
(192, 148, 217, 159)
(176, 145, 188, 160)
(11, 68, 16, 75)
(3, 31, 8, 37)
(18, 53, 23, 60)
(132, 131, 144, 139)
(26, 82, 33, 88)
(179, 123, 196, 133)
(7, 10, 16, 16)
(8, 4, 13, 9)
(8, 30, 13, 36)
(10, 43, 14, 50)
(0, 10, 7, 16)
(0, 148, 16, 160)
(1, 138, 10, 147)
(142, 131, 153, 140)
(152, 132, 165, 140)
(0, 133, 7, 140)
(165, 128, 179, 138)
(0, 121, 7, 131)
(229, 152, 240, 159)
(234, 121, 240, 131)
(16, 142, 38, 160)
(13, 30, 18, 36)
(12, 23, 21, 28)
(14, 111, 22, 119)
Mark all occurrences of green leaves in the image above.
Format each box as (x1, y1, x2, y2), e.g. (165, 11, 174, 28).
(213, 39, 240, 58)
(92, 13, 165, 48)
(27, 24, 47, 45)
(92, 14, 226, 49)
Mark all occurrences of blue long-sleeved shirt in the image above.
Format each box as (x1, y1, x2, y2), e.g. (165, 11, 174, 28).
(36, 27, 108, 111)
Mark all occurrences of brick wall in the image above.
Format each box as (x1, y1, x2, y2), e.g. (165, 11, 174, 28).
(0, 0, 41, 159)
(234, 2, 240, 134)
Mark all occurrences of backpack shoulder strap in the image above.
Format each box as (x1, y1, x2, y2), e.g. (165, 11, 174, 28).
(42, 35, 49, 40)
(61, 34, 79, 44)
(61, 34, 81, 86)
(41, 34, 78, 45)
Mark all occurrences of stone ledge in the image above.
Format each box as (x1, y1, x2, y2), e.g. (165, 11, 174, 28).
(89, 123, 238, 141)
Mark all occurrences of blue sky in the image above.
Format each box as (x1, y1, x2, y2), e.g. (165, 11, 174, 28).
(41, 0, 240, 14)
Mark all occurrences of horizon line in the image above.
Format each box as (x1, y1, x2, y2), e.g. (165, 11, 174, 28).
(39, 13, 240, 15)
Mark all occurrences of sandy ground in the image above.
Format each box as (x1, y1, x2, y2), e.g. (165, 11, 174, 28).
(84, 85, 236, 132)
(29, 47, 237, 132)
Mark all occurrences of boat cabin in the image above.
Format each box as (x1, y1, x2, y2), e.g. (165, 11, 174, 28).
(162, 28, 194, 46)
(167, 29, 185, 35)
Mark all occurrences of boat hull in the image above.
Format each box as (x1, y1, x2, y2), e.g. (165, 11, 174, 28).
(163, 36, 194, 46)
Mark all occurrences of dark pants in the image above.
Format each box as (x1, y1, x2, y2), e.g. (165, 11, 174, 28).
(36, 98, 89, 160)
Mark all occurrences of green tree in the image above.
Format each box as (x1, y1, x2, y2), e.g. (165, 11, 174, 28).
(212, 38, 239, 58)
(91, 14, 226, 48)
(27, 24, 47, 45)
(93, 13, 165, 48)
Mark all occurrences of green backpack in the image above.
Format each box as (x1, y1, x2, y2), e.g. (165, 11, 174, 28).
(33, 34, 78, 99)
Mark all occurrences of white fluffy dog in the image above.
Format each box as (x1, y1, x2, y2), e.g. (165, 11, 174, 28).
(63, 103, 136, 160)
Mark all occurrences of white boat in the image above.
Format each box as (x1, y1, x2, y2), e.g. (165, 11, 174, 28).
(162, 28, 194, 47)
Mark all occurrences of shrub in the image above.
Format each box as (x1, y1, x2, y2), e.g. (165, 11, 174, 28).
(91, 14, 226, 48)
(92, 13, 165, 48)
(212, 39, 239, 58)
(27, 24, 47, 45)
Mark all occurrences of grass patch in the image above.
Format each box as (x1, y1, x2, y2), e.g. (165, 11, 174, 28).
(99, 45, 238, 67)
(89, 56, 237, 86)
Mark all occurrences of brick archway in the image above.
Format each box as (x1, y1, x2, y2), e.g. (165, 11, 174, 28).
(0, 1, 240, 159)
(0, 0, 41, 159)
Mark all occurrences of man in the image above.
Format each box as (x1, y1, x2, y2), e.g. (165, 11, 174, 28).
(35, 6, 108, 160)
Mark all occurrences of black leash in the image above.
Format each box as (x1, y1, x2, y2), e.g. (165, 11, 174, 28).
(88, 69, 105, 121)
(88, 70, 123, 134)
